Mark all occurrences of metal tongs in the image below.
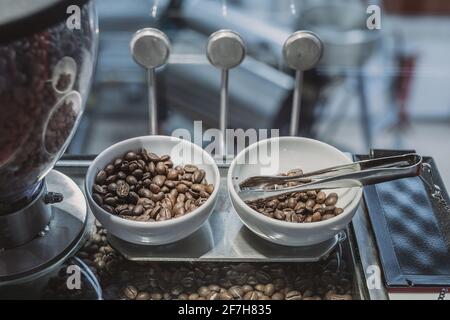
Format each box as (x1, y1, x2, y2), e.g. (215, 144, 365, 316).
(238, 153, 423, 203)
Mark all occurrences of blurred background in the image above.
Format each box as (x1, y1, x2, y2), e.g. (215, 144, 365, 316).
(68, 0, 450, 185)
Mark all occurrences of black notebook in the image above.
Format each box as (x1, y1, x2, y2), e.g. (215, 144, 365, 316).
(356, 150, 450, 288)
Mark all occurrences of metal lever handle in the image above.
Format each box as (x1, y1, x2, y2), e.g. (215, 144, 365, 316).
(207, 30, 246, 157)
(130, 28, 171, 135)
(283, 31, 323, 136)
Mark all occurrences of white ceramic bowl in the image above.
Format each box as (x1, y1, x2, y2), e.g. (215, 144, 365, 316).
(228, 137, 363, 247)
(86, 136, 220, 245)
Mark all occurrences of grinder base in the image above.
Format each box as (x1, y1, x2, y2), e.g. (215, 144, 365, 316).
(0, 170, 89, 287)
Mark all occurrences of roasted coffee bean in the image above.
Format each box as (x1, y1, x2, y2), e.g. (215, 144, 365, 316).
(117, 171, 127, 180)
(125, 152, 137, 161)
(316, 191, 326, 204)
(164, 180, 176, 189)
(246, 168, 342, 224)
(147, 162, 156, 175)
(325, 193, 338, 206)
(92, 150, 212, 222)
(93, 184, 107, 195)
(126, 175, 137, 185)
(205, 184, 214, 194)
(95, 170, 108, 185)
(156, 162, 167, 175)
(136, 292, 150, 300)
(151, 192, 165, 203)
(132, 169, 144, 180)
(243, 291, 258, 300)
(138, 188, 152, 198)
(133, 204, 144, 216)
(167, 169, 178, 180)
(176, 183, 188, 193)
(105, 164, 115, 175)
(264, 284, 275, 296)
(312, 211, 322, 222)
(286, 290, 302, 300)
(116, 180, 130, 198)
(192, 170, 205, 183)
(184, 164, 197, 173)
(123, 285, 138, 300)
(128, 191, 139, 205)
(105, 175, 117, 184)
(104, 197, 117, 206)
(149, 184, 160, 194)
(153, 175, 166, 187)
(92, 193, 103, 206)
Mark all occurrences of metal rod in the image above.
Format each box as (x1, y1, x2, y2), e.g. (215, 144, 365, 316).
(290, 70, 303, 136)
(220, 69, 229, 156)
(148, 68, 158, 135)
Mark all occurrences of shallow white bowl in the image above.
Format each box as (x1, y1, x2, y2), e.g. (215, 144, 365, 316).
(228, 137, 363, 247)
(86, 136, 220, 245)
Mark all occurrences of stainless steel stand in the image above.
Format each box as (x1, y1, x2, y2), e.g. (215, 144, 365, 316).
(0, 171, 89, 288)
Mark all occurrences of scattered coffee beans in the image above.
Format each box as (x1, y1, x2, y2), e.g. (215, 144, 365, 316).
(47, 223, 354, 300)
(246, 168, 343, 223)
(92, 149, 214, 222)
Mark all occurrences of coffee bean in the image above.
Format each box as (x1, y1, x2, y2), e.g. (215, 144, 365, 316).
(149, 184, 160, 194)
(125, 152, 137, 161)
(264, 284, 275, 296)
(335, 207, 344, 215)
(94, 170, 107, 185)
(138, 188, 151, 198)
(93, 184, 107, 195)
(123, 285, 138, 300)
(206, 184, 214, 194)
(92, 193, 103, 206)
(167, 169, 178, 180)
(184, 164, 198, 173)
(136, 292, 150, 300)
(105, 164, 115, 175)
(198, 286, 210, 297)
(312, 211, 322, 222)
(243, 291, 258, 300)
(176, 184, 188, 193)
(316, 191, 326, 204)
(192, 170, 205, 183)
(286, 290, 302, 300)
(116, 180, 130, 198)
(153, 175, 166, 187)
(156, 162, 167, 175)
(325, 193, 338, 206)
(126, 175, 137, 185)
(133, 204, 144, 216)
(104, 197, 117, 206)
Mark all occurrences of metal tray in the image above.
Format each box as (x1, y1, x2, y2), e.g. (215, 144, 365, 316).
(56, 157, 344, 262)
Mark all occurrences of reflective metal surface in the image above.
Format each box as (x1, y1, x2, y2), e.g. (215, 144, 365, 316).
(238, 154, 423, 202)
(130, 28, 171, 135)
(0, 170, 89, 286)
(283, 31, 323, 72)
(0, 183, 51, 249)
(108, 176, 342, 262)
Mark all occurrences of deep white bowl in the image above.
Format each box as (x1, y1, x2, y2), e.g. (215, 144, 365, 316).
(228, 137, 363, 247)
(86, 136, 220, 245)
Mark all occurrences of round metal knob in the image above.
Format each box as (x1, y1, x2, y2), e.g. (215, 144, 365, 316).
(130, 28, 171, 69)
(283, 31, 323, 71)
(206, 30, 246, 70)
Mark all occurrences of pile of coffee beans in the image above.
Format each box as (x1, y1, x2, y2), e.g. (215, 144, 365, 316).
(43, 222, 354, 300)
(0, 2, 94, 212)
(246, 169, 343, 223)
(92, 150, 215, 222)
